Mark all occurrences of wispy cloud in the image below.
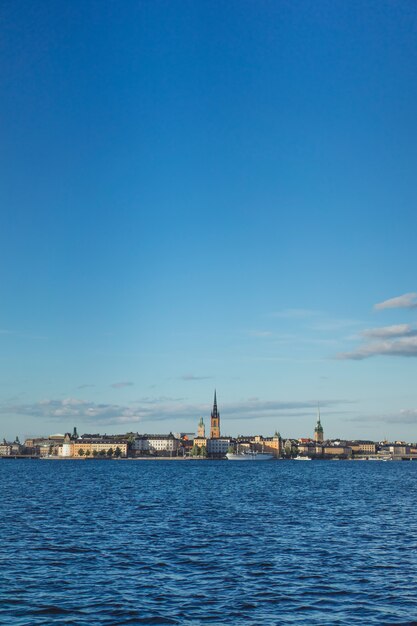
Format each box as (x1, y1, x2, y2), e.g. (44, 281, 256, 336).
(179, 374, 213, 381)
(2, 398, 142, 425)
(374, 292, 417, 311)
(361, 324, 417, 339)
(338, 336, 417, 360)
(77, 384, 96, 389)
(110, 382, 134, 389)
(349, 409, 417, 425)
(0, 396, 350, 427)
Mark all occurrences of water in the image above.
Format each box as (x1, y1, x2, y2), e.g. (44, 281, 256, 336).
(1, 459, 417, 625)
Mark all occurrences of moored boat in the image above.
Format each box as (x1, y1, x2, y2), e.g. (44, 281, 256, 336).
(226, 452, 274, 461)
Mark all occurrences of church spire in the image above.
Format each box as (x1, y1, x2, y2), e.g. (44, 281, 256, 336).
(210, 390, 220, 439)
(314, 402, 324, 443)
(197, 416, 205, 438)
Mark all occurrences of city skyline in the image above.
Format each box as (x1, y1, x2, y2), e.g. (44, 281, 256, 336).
(1, 2, 417, 440)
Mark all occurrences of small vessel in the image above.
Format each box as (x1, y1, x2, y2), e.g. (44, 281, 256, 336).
(294, 455, 312, 461)
(226, 452, 274, 461)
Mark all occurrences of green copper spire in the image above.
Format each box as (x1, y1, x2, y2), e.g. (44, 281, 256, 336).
(314, 402, 324, 442)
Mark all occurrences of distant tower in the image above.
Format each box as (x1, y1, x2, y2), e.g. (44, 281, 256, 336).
(72, 426, 79, 439)
(210, 390, 221, 439)
(197, 417, 205, 438)
(314, 404, 324, 443)
(273, 430, 282, 457)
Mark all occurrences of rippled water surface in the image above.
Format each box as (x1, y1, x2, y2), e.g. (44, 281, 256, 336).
(2, 459, 417, 625)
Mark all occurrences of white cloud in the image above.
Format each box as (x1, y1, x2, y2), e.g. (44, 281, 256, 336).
(374, 292, 417, 310)
(338, 336, 417, 360)
(349, 409, 417, 424)
(361, 324, 417, 339)
(1, 396, 350, 427)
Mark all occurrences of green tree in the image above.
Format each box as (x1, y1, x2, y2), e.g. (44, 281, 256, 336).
(200, 445, 207, 458)
(107, 448, 113, 457)
(85, 449, 91, 457)
(99, 449, 106, 457)
(92, 450, 98, 458)
(191, 444, 200, 457)
(114, 446, 122, 458)
(78, 449, 84, 457)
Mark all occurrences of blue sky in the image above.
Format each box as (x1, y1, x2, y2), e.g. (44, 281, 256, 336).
(1, 0, 417, 441)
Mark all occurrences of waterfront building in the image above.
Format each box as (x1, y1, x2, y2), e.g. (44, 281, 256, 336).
(0, 438, 24, 456)
(242, 433, 282, 457)
(132, 433, 180, 456)
(210, 391, 220, 439)
(349, 441, 377, 456)
(323, 444, 352, 459)
(60, 433, 73, 457)
(72, 439, 128, 457)
(297, 442, 324, 458)
(0, 440, 12, 456)
(314, 405, 324, 443)
(193, 436, 207, 450)
(206, 437, 231, 458)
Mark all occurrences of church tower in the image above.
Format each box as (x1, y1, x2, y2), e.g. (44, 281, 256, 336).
(197, 417, 205, 438)
(314, 404, 324, 443)
(210, 390, 220, 439)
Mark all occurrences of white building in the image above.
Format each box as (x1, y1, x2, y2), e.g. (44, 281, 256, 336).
(206, 438, 231, 457)
(132, 433, 181, 455)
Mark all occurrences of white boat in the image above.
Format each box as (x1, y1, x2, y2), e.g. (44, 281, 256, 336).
(294, 455, 312, 461)
(226, 452, 274, 461)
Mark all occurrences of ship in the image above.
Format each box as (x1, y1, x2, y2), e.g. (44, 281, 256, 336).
(226, 451, 274, 461)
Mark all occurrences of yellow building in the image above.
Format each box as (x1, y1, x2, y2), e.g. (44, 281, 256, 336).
(193, 437, 207, 449)
(251, 433, 282, 457)
(71, 441, 128, 457)
(323, 445, 351, 458)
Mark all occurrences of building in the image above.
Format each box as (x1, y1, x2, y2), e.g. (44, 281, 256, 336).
(60, 433, 74, 457)
(238, 432, 282, 457)
(349, 441, 377, 456)
(0, 440, 12, 456)
(297, 442, 324, 458)
(132, 433, 181, 456)
(0, 437, 23, 456)
(193, 436, 207, 450)
(72, 439, 128, 457)
(314, 405, 324, 443)
(210, 390, 220, 439)
(206, 437, 231, 458)
(323, 444, 352, 459)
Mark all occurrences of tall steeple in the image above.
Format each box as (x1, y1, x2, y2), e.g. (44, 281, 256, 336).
(197, 417, 205, 438)
(314, 402, 324, 443)
(210, 390, 220, 439)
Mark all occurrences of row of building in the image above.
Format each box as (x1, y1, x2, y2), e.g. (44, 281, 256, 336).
(1, 392, 417, 460)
